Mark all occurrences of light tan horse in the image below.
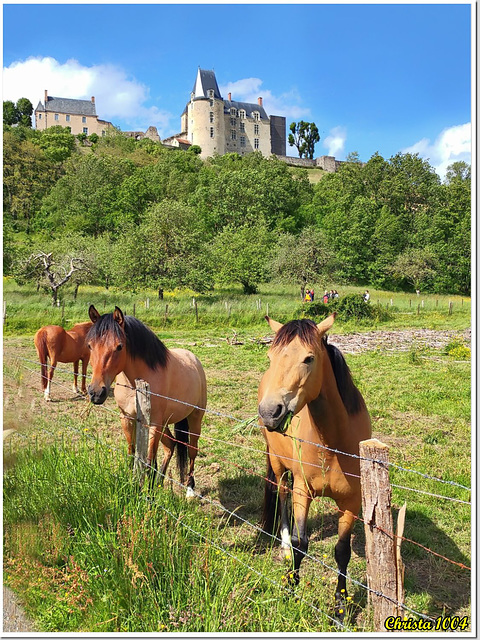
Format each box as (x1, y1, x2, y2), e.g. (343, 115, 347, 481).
(34, 322, 93, 401)
(86, 306, 206, 496)
(258, 314, 371, 616)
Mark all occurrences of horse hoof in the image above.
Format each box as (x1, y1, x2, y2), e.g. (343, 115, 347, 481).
(185, 486, 195, 500)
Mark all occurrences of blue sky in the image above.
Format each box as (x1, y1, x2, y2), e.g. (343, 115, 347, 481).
(3, 3, 472, 178)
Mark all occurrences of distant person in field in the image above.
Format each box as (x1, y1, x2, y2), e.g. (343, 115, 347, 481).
(363, 290, 370, 302)
(310, 288, 315, 301)
(304, 289, 312, 302)
(333, 289, 339, 298)
(323, 291, 329, 304)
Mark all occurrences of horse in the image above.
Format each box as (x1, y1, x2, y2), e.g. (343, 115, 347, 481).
(34, 322, 93, 401)
(86, 305, 207, 496)
(258, 314, 371, 615)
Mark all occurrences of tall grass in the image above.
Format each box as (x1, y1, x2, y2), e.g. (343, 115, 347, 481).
(4, 437, 350, 633)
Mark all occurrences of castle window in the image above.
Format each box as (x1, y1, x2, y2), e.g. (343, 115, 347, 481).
(253, 111, 260, 121)
(230, 118, 236, 127)
(38, 113, 42, 120)
(239, 109, 246, 119)
(210, 112, 214, 123)
(231, 107, 237, 117)
(210, 127, 214, 138)
(102, 130, 106, 136)
(66, 115, 70, 122)
(240, 136, 246, 147)
(83, 127, 89, 135)
(254, 138, 259, 150)
(190, 92, 195, 101)
(82, 116, 87, 123)
(208, 89, 214, 98)
(240, 122, 245, 133)
(254, 124, 259, 135)
(231, 130, 236, 140)
(54, 113, 59, 121)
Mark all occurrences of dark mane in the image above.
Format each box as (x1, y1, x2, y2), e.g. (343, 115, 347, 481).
(87, 313, 169, 370)
(271, 319, 363, 416)
(323, 337, 364, 416)
(271, 319, 319, 350)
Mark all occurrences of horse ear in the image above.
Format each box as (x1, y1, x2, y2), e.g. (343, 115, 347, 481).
(113, 306, 125, 328)
(265, 316, 283, 333)
(317, 313, 336, 336)
(89, 305, 101, 324)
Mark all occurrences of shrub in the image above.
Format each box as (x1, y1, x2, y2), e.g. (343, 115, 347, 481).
(296, 293, 392, 323)
(444, 340, 470, 360)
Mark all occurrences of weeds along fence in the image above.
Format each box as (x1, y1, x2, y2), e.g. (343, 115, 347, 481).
(4, 358, 472, 632)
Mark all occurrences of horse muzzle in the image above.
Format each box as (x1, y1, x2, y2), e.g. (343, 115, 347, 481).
(258, 400, 294, 434)
(88, 384, 108, 405)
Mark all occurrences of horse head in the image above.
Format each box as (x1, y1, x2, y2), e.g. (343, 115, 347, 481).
(258, 314, 336, 433)
(86, 305, 128, 404)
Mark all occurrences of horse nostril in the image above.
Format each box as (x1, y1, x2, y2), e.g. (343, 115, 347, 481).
(272, 404, 284, 419)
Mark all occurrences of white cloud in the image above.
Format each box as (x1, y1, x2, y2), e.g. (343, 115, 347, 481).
(3, 56, 175, 135)
(323, 126, 347, 157)
(219, 77, 310, 121)
(402, 123, 471, 180)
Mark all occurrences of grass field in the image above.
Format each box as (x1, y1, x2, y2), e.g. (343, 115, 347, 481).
(3, 279, 472, 632)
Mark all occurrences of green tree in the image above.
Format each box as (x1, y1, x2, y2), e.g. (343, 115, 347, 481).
(210, 222, 272, 294)
(271, 227, 337, 299)
(3, 100, 19, 126)
(16, 98, 33, 127)
(288, 121, 320, 159)
(388, 247, 437, 292)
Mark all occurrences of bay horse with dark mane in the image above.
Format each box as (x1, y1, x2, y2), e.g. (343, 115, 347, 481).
(34, 321, 93, 401)
(86, 306, 206, 495)
(258, 314, 371, 615)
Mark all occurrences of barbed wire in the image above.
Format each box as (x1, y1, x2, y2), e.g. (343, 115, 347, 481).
(13, 355, 471, 493)
(12, 355, 472, 503)
(10, 361, 470, 577)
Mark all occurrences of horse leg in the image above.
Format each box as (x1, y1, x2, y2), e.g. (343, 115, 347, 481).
(151, 424, 174, 487)
(289, 479, 312, 585)
(73, 360, 80, 394)
(333, 500, 358, 618)
(45, 357, 57, 401)
(80, 358, 88, 394)
(184, 409, 203, 499)
(279, 473, 292, 558)
(121, 416, 136, 464)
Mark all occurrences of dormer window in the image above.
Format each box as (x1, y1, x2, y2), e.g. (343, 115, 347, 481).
(239, 109, 246, 119)
(190, 92, 195, 101)
(253, 111, 260, 121)
(208, 89, 214, 98)
(231, 107, 237, 117)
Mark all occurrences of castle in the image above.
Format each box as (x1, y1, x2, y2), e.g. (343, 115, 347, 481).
(162, 68, 286, 159)
(35, 91, 112, 137)
(33, 69, 343, 172)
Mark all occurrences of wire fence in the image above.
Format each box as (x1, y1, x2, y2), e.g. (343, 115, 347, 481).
(4, 355, 472, 629)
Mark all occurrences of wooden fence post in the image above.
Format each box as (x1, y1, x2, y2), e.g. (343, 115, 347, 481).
(449, 301, 453, 315)
(359, 438, 405, 631)
(134, 379, 150, 487)
(194, 299, 199, 322)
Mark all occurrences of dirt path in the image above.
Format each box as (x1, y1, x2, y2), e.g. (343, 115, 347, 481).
(3, 586, 36, 632)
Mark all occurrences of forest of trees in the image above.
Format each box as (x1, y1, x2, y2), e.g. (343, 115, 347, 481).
(3, 121, 471, 301)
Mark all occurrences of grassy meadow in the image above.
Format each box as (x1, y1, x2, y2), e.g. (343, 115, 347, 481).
(3, 278, 472, 632)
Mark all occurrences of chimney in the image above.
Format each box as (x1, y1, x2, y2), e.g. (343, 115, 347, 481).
(228, 92, 231, 101)
(91, 96, 95, 104)
(258, 97, 263, 107)
(44, 89, 48, 104)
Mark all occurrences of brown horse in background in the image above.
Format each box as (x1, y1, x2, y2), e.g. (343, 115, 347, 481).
(258, 314, 371, 616)
(86, 306, 207, 496)
(34, 322, 92, 401)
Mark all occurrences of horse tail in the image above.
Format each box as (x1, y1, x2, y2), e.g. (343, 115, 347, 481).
(261, 453, 281, 535)
(34, 329, 48, 391)
(175, 418, 189, 485)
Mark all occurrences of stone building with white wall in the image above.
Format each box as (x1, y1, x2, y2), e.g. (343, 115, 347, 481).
(167, 69, 286, 159)
(35, 91, 112, 137)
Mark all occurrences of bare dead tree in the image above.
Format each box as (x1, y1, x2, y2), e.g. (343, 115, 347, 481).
(23, 251, 90, 305)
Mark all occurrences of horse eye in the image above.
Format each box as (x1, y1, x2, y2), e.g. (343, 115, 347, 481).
(116, 344, 123, 352)
(303, 355, 314, 365)
(87, 344, 92, 350)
